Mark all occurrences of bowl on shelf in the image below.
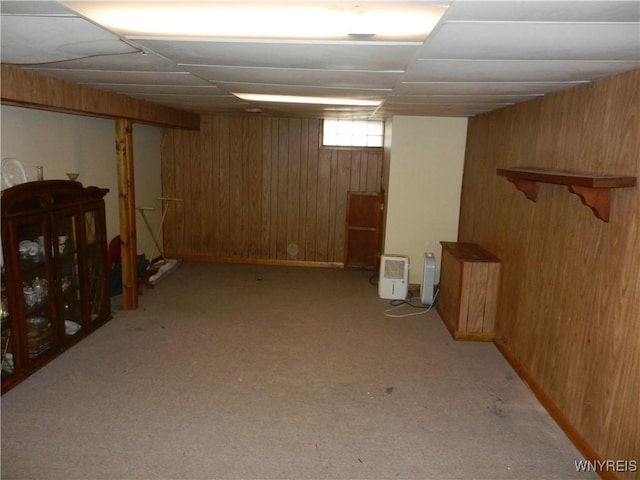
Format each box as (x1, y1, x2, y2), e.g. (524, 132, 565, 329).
(65, 320, 81, 335)
(66, 173, 80, 181)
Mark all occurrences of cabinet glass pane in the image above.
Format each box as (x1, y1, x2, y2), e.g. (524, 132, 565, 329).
(17, 220, 54, 360)
(55, 215, 83, 339)
(85, 210, 107, 320)
(1, 268, 15, 380)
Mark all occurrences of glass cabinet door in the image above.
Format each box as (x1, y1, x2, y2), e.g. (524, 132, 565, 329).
(53, 212, 84, 345)
(16, 217, 58, 364)
(1, 266, 17, 383)
(84, 208, 109, 323)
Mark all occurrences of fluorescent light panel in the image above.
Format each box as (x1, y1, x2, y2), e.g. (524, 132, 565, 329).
(233, 93, 381, 106)
(64, 2, 448, 42)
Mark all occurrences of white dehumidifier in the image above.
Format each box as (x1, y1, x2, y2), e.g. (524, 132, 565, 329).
(421, 252, 436, 305)
(378, 254, 409, 300)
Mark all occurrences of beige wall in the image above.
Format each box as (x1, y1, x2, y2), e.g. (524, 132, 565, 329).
(383, 116, 468, 284)
(0, 105, 162, 258)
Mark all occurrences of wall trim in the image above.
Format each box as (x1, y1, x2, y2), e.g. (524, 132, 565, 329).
(177, 255, 345, 269)
(493, 338, 616, 480)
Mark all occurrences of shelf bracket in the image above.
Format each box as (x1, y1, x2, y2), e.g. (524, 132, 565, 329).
(497, 167, 636, 223)
(568, 185, 611, 222)
(505, 176, 538, 202)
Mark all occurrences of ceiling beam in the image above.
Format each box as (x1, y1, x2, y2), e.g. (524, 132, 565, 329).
(0, 64, 200, 130)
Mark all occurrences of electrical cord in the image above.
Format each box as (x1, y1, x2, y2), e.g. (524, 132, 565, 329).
(384, 288, 439, 318)
(368, 269, 439, 318)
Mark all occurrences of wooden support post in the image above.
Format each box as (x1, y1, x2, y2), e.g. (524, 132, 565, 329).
(115, 118, 138, 310)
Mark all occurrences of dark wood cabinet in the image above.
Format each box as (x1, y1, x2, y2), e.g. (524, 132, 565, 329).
(344, 191, 383, 270)
(1, 180, 110, 393)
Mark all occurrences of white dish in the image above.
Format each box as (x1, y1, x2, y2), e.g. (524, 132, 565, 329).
(65, 320, 81, 335)
(1, 158, 27, 190)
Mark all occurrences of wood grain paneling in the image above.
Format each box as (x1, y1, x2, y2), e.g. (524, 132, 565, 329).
(1, 64, 198, 130)
(161, 116, 383, 266)
(458, 69, 640, 478)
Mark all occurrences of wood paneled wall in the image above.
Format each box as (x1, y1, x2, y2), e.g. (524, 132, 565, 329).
(1, 64, 199, 130)
(458, 69, 639, 477)
(161, 116, 382, 265)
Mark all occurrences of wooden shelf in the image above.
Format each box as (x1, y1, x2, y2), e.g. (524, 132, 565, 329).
(497, 167, 636, 222)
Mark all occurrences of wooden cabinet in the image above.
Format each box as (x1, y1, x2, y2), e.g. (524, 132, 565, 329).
(1, 180, 110, 393)
(344, 191, 383, 269)
(437, 242, 501, 341)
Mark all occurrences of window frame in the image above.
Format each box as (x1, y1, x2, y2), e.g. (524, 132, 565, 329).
(320, 119, 384, 150)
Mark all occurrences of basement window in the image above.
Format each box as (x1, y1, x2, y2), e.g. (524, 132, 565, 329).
(322, 119, 384, 147)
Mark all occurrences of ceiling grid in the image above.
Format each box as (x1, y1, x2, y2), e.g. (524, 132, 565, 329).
(1, 1, 639, 119)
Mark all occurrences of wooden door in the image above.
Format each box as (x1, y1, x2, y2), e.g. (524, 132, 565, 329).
(344, 191, 383, 269)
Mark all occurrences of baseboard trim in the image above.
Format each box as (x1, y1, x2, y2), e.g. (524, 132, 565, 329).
(493, 338, 616, 480)
(453, 331, 494, 342)
(176, 254, 344, 269)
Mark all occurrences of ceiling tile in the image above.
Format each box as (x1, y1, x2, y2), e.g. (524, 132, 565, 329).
(377, 104, 499, 117)
(127, 94, 242, 105)
(17, 51, 187, 73)
(420, 22, 640, 61)
(396, 81, 587, 96)
(183, 65, 403, 89)
(130, 38, 422, 70)
(21, 68, 212, 86)
(444, 1, 640, 22)
(385, 94, 540, 105)
(1, 16, 136, 64)
(94, 84, 224, 95)
(0, 1, 76, 16)
(405, 59, 640, 82)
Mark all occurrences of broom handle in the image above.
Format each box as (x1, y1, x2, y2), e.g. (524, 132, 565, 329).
(153, 198, 183, 262)
(136, 208, 164, 261)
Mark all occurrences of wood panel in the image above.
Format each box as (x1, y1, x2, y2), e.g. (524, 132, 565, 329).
(437, 242, 501, 341)
(344, 192, 383, 269)
(161, 116, 383, 266)
(1, 64, 198, 130)
(458, 69, 640, 478)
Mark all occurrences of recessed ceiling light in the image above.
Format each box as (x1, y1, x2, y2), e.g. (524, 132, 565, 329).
(233, 93, 382, 106)
(63, 2, 448, 42)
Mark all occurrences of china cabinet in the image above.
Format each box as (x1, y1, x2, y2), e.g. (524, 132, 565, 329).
(1, 180, 110, 393)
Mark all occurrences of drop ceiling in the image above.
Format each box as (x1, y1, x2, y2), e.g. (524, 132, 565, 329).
(1, 1, 639, 120)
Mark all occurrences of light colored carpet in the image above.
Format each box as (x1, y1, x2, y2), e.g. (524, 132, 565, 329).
(1, 262, 594, 480)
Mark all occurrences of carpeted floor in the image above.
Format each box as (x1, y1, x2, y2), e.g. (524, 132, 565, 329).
(1, 262, 595, 480)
